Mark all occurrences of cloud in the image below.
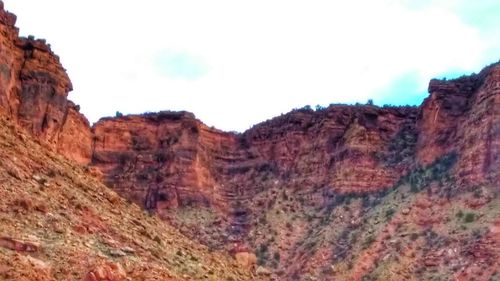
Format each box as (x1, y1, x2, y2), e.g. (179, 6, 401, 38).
(5, 0, 500, 131)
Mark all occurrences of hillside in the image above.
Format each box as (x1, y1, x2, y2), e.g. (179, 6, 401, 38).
(0, 119, 262, 280)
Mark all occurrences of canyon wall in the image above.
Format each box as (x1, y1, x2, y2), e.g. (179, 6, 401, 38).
(1, 0, 498, 208)
(0, 2, 92, 164)
(0, 0, 498, 231)
(0, 3, 499, 279)
(91, 64, 500, 215)
(91, 106, 420, 212)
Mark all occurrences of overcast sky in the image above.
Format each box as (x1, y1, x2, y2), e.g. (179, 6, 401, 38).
(5, 0, 500, 131)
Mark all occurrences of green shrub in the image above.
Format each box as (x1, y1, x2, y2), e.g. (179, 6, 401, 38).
(259, 243, 268, 253)
(464, 213, 475, 223)
(385, 208, 395, 220)
(402, 153, 458, 192)
(362, 235, 376, 249)
(256, 243, 269, 265)
(410, 233, 419, 241)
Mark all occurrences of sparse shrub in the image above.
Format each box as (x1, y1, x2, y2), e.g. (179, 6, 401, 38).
(47, 169, 57, 177)
(282, 190, 289, 201)
(305, 241, 317, 249)
(259, 216, 267, 225)
(402, 153, 458, 193)
(302, 105, 312, 111)
(256, 243, 269, 265)
(115, 111, 123, 117)
(464, 212, 475, 223)
(410, 233, 419, 241)
(473, 189, 482, 198)
(385, 208, 395, 220)
(259, 243, 268, 253)
(306, 214, 314, 222)
(472, 229, 483, 239)
(118, 153, 132, 166)
(273, 252, 280, 261)
(155, 151, 169, 163)
(315, 104, 325, 111)
(362, 235, 376, 249)
(456, 210, 464, 218)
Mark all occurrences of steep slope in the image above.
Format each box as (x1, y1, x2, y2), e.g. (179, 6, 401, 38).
(0, 117, 261, 280)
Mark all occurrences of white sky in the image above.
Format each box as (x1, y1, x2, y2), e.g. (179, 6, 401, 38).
(5, 0, 500, 131)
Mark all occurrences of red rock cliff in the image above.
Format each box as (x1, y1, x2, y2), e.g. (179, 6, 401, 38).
(92, 111, 237, 214)
(0, 2, 92, 164)
(418, 63, 500, 185)
(92, 107, 420, 215)
(90, 63, 499, 243)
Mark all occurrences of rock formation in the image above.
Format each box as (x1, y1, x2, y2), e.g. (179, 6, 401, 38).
(0, 2, 92, 164)
(91, 66, 499, 216)
(418, 65, 500, 185)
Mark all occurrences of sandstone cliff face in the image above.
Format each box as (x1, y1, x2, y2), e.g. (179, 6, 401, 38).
(242, 106, 418, 193)
(92, 64, 500, 217)
(0, 2, 91, 164)
(92, 106, 419, 211)
(418, 64, 500, 185)
(92, 111, 236, 213)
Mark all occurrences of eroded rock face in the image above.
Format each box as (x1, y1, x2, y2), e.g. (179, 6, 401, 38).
(418, 63, 500, 185)
(92, 111, 235, 213)
(0, 3, 92, 164)
(90, 62, 499, 243)
(92, 107, 419, 211)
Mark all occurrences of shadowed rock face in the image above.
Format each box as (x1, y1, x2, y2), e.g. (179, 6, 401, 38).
(0, 3, 92, 164)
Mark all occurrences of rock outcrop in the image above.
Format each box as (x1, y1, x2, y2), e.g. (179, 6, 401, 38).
(418, 64, 500, 185)
(0, 2, 92, 164)
(92, 111, 233, 213)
